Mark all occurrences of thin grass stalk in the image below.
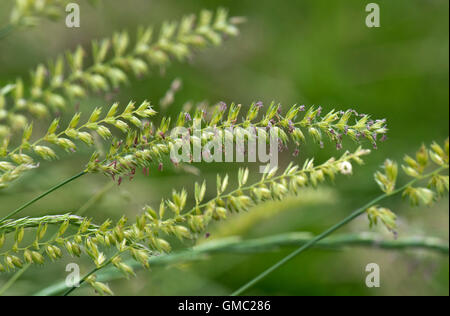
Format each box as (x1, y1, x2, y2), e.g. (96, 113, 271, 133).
(231, 165, 448, 296)
(0, 171, 87, 224)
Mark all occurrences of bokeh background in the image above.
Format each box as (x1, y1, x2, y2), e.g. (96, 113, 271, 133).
(0, 0, 448, 296)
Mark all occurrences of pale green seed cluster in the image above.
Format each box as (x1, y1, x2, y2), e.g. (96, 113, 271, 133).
(0, 214, 96, 271)
(368, 139, 449, 233)
(9, 0, 80, 27)
(374, 139, 449, 200)
(401, 140, 449, 205)
(0, 8, 240, 136)
(0, 101, 156, 189)
(87, 102, 386, 182)
(367, 206, 397, 233)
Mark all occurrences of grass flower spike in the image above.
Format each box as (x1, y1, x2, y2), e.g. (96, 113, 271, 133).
(0, 8, 241, 135)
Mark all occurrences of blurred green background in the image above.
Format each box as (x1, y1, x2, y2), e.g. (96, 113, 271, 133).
(0, 0, 448, 296)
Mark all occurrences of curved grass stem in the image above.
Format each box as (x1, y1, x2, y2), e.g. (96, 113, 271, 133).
(0, 171, 87, 224)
